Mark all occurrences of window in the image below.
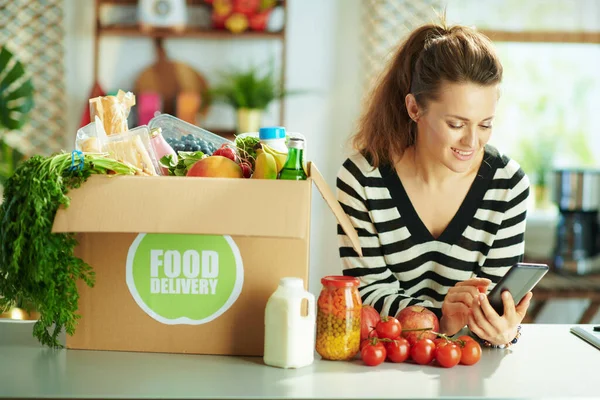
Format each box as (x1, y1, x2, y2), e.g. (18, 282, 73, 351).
(445, 0, 600, 188)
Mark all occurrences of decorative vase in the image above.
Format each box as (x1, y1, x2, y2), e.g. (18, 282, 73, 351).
(0, 306, 40, 320)
(236, 108, 262, 134)
(534, 184, 550, 210)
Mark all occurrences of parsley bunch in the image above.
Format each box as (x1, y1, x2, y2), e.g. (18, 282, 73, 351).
(0, 152, 136, 347)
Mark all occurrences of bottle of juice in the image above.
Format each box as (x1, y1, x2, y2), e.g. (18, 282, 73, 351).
(149, 127, 178, 175)
(278, 137, 307, 180)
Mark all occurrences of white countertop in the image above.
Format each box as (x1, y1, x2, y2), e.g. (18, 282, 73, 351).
(0, 320, 599, 399)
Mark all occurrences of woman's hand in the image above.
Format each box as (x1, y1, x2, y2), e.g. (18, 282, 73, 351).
(441, 278, 491, 336)
(468, 291, 533, 345)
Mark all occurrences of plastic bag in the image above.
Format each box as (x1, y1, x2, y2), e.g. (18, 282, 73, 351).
(75, 122, 102, 153)
(89, 89, 136, 136)
(102, 126, 161, 176)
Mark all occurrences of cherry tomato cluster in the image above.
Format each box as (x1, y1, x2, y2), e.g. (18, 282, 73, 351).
(360, 316, 482, 368)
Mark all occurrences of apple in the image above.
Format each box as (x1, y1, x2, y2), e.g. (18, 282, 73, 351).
(233, 0, 260, 15)
(396, 305, 439, 345)
(361, 305, 381, 341)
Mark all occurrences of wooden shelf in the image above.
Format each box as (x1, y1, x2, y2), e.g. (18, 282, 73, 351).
(98, 0, 284, 5)
(93, 0, 288, 126)
(100, 0, 207, 4)
(480, 30, 600, 44)
(99, 25, 284, 40)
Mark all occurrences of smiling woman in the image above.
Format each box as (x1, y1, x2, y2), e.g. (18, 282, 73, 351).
(337, 21, 531, 348)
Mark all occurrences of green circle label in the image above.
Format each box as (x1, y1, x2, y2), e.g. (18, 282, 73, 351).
(126, 234, 244, 325)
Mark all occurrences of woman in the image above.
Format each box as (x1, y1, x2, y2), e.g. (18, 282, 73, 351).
(337, 22, 531, 348)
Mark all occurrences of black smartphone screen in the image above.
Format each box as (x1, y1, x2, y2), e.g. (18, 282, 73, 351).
(487, 263, 549, 315)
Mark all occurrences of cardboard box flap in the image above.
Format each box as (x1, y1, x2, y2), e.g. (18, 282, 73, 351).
(52, 175, 310, 239)
(309, 163, 363, 257)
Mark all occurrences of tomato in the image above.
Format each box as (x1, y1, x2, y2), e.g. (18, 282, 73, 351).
(375, 316, 402, 340)
(360, 336, 380, 351)
(435, 342, 462, 368)
(385, 338, 410, 363)
(434, 337, 449, 347)
(457, 335, 475, 343)
(410, 339, 436, 365)
(361, 341, 386, 366)
(360, 335, 378, 351)
(460, 340, 482, 366)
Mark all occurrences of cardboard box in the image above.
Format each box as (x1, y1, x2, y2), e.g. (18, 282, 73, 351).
(52, 163, 361, 356)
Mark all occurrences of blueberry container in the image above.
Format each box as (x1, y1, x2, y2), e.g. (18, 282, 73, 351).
(148, 114, 233, 156)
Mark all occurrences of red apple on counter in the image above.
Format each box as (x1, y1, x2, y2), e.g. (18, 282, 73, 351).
(396, 305, 439, 345)
(361, 305, 381, 341)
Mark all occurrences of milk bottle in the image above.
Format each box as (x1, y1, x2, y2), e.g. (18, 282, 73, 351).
(263, 277, 315, 369)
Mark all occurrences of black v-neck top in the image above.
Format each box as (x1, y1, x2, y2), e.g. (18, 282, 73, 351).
(336, 145, 530, 319)
(378, 145, 496, 245)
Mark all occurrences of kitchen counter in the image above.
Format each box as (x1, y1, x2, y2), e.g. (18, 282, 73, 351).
(1, 320, 598, 399)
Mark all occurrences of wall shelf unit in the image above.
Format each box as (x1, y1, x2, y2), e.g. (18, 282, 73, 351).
(93, 0, 288, 140)
(99, 25, 285, 40)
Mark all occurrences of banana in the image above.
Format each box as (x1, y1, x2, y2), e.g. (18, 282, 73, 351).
(261, 143, 288, 172)
(252, 149, 277, 179)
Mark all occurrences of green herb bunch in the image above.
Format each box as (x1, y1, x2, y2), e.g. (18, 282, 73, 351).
(0, 151, 136, 348)
(234, 135, 260, 169)
(160, 151, 205, 176)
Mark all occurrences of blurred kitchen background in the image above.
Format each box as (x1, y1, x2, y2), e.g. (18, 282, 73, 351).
(1, 0, 599, 324)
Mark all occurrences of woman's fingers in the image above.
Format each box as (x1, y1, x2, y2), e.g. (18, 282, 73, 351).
(515, 292, 533, 320)
(446, 291, 477, 308)
(456, 278, 491, 288)
(448, 285, 481, 302)
(444, 300, 470, 316)
(479, 294, 502, 323)
(501, 291, 517, 321)
(471, 300, 496, 336)
(467, 313, 485, 338)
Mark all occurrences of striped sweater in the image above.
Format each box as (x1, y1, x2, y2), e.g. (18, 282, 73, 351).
(336, 145, 530, 319)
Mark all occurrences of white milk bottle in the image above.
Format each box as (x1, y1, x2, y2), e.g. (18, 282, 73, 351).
(258, 126, 288, 153)
(263, 277, 315, 369)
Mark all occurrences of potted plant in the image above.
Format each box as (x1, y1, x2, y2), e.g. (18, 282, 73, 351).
(209, 60, 291, 133)
(0, 44, 35, 320)
(516, 133, 557, 210)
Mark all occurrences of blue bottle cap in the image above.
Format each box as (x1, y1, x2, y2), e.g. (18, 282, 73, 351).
(259, 126, 286, 140)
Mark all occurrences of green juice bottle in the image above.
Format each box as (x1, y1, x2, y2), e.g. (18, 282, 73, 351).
(277, 137, 307, 180)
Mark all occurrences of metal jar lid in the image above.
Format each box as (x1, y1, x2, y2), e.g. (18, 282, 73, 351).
(287, 137, 305, 150)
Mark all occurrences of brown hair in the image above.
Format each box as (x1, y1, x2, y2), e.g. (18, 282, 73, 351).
(352, 23, 503, 167)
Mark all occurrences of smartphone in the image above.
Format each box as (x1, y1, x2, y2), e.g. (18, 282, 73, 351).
(487, 262, 549, 315)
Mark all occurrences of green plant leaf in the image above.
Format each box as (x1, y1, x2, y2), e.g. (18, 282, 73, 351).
(209, 59, 304, 110)
(0, 45, 35, 130)
(0, 138, 23, 182)
(0, 46, 12, 72)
